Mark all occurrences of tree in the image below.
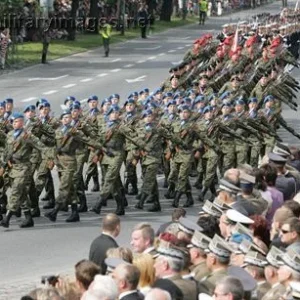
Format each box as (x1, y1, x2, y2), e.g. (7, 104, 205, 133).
(88, 0, 99, 34)
(160, 0, 173, 21)
(67, 0, 79, 40)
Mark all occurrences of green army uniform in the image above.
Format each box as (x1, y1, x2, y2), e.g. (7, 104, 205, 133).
(92, 118, 126, 216)
(45, 122, 101, 223)
(250, 82, 268, 108)
(83, 108, 102, 191)
(234, 111, 249, 166)
(168, 274, 198, 300)
(255, 281, 271, 300)
(261, 283, 286, 300)
(201, 268, 228, 294)
(190, 261, 211, 282)
(1, 126, 50, 228)
(34, 115, 60, 208)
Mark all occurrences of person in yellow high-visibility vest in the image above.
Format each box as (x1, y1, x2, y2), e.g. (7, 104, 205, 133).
(100, 19, 112, 57)
(199, 0, 208, 25)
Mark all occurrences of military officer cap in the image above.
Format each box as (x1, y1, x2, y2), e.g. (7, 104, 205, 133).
(239, 239, 266, 255)
(199, 200, 223, 218)
(170, 75, 179, 81)
(263, 95, 274, 103)
(266, 246, 284, 268)
(218, 178, 241, 194)
(4, 98, 13, 104)
(230, 222, 253, 245)
(183, 97, 192, 105)
(273, 143, 291, 158)
(60, 110, 71, 119)
(220, 91, 231, 101)
(221, 101, 232, 108)
(290, 281, 300, 299)
(0, 101, 5, 108)
(279, 248, 300, 273)
(230, 75, 241, 81)
(228, 266, 257, 292)
(144, 88, 150, 93)
(64, 96, 76, 105)
(213, 197, 232, 211)
(23, 105, 36, 113)
(248, 97, 258, 104)
(243, 250, 268, 268)
(235, 99, 245, 106)
(105, 257, 131, 273)
(110, 93, 120, 100)
(11, 112, 24, 120)
(147, 102, 158, 110)
(187, 230, 212, 250)
(107, 105, 120, 115)
(205, 234, 235, 258)
(167, 100, 177, 107)
(178, 218, 203, 235)
(88, 95, 98, 102)
(239, 172, 256, 190)
(203, 105, 214, 114)
(37, 99, 50, 109)
(154, 243, 185, 261)
(124, 98, 135, 106)
(268, 152, 287, 166)
(154, 88, 162, 95)
(130, 91, 138, 97)
(226, 209, 254, 225)
(142, 109, 153, 118)
(101, 98, 112, 107)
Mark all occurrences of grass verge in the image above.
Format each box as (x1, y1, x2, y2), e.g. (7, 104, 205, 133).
(7, 16, 197, 68)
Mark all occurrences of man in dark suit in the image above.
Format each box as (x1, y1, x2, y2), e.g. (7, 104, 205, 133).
(113, 263, 144, 300)
(89, 213, 120, 274)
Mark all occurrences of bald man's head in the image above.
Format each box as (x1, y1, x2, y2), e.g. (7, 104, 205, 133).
(102, 213, 120, 237)
(145, 288, 171, 300)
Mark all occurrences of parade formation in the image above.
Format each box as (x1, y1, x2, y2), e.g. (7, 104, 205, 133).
(0, 6, 300, 232)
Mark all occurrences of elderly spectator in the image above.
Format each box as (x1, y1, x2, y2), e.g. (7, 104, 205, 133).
(197, 214, 221, 238)
(106, 247, 133, 263)
(75, 259, 101, 294)
(133, 253, 155, 295)
(55, 276, 81, 300)
(21, 288, 62, 300)
(112, 263, 144, 300)
(283, 200, 300, 218)
(214, 276, 244, 300)
(89, 213, 120, 274)
(145, 289, 171, 300)
(81, 275, 118, 300)
(131, 223, 156, 255)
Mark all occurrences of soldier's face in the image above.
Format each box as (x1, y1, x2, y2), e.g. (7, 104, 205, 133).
(180, 110, 190, 120)
(109, 111, 119, 121)
(261, 77, 268, 86)
(222, 106, 231, 115)
(89, 100, 98, 109)
(126, 103, 135, 112)
(230, 253, 245, 266)
(155, 93, 162, 101)
(0, 107, 5, 116)
(102, 102, 111, 112)
(72, 109, 80, 119)
(111, 98, 119, 105)
(199, 79, 207, 86)
(168, 105, 176, 114)
(65, 100, 73, 108)
(62, 115, 72, 125)
(265, 100, 274, 109)
(25, 111, 35, 119)
(171, 78, 179, 87)
(13, 118, 24, 129)
(231, 79, 239, 88)
(235, 104, 244, 113)
(277, 266, 292, 283)
(248, 102, 257, 110)
(204, 111, 212, 120)
(6, 103, 13, 111)
(145, 114, 154, 123)
(40, 107, 50, 116)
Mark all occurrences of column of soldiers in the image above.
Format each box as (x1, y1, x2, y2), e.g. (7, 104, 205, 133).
(1, 8, 300, 229)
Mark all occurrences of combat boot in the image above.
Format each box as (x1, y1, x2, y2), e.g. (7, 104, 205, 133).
(15, 207, 21, 218)
(78, 194, 88, 213)
(90, 196, 106, 214)
(20, 211, 34, 228)
(164, 182, 175, 199)
(172, 192, 183, 208)
(194, 173, 203, 190)
(209, 184, 217, 202)
(91, 175, 100, 192)
(183, 192, 194, 207)
(66, 204, 80, 222)
(124, 179, 130, 194)
(148, 195, 161, 212)
(114, 195, 125, 216)
(0, 194, 7, 214)
(31, 207, 41, 218)
(43, 199, 55, 209)
(198, 187, 208, 202)
(135, 193, 148, 210)
(0, 210, 13, 228)
(44, 204, 61, 222)
(84, 174, 92, 191)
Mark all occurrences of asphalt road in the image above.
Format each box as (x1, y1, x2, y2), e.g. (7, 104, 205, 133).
(0, 1, 299, 299)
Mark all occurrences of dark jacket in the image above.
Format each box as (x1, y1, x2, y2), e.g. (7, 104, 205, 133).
(89, 233, 118, 274)
(120, 291, 144, 300)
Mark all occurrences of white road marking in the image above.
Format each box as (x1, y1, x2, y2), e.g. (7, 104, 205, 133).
(185, 44, 191, 47)
(20, 97, 37, 103)
(43, 90, 58, 95)
(123, 64, 134, 68)
(80, 78, 93, 82)
(62, 83, 76, 88)
(97, 73, 108, 77)
(168, 50, 176, 53)
(28, 75, 68, 81)
(147, 56, 156, 60)
(181, 36, 191, 40)
(111, 68, 121, 73)
(134, 46, 161, 50)
(137, 60, 146, 63)
(126, 75, 147, 83)
(111, 58, 121, 62)
(158, 53, 165, 56)
(177, 46, 184, 50)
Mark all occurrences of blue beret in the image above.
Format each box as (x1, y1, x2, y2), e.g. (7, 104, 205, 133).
(107, 105, 120, 115)
(268, 152, 287, 164)
(88, 95, 98, 102)
(167, 100, 177, 107)
(24, 105, 36, 113)
(184, 97, 192, 103)
(248, 97, 257, 104)
(36, 98, 48, 108)
(11, 112, 24, 120)
(154, 88, 162, 94)
(131, 92, 138, 97)
(70, 104, 81, 111)
(264, 95, 274, 103)
(5, 98, 13, 104)
(208, 94, 217, 102)
(65, 95, 76, 102)
(203, 105, 213, 114)
(144, 88, 150, 93)
(0, 101, 5, 108)
(142, 109, 153, 118)
(101, 98, 112, 107)
(124, 98, 135, 106)
(39, 101, 51, 109)
(235, 99, 245, 106)
(60, 110, 72, 119)
(110, 94, 120, 99)
(221, 101, 232, 108)
(147, 102, 158, 109)
(163, 92, 173, 99)
(73, 100, 81, 107)
(194, 95, 206, 104)
(220, 91, 231, 101)
(179, 104, 191, 112)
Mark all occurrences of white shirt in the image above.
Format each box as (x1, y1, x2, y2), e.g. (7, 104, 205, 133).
(119, 290, 138, 299)
(143, 246, 155, 254)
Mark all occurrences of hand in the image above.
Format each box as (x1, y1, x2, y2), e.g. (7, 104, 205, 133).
(48, 160, 55, 170)
(92, 155, 99, 163)
(0, 167, 4, 177)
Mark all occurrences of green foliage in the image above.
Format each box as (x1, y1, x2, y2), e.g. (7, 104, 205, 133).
(0, 0, 24, 15)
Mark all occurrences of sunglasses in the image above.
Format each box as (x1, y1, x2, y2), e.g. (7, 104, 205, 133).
(281, 229, 290, 234)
